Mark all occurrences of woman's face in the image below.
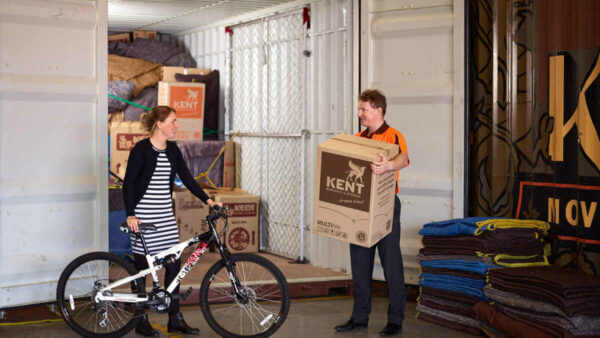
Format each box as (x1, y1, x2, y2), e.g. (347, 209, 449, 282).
(157, 112, 178, 139)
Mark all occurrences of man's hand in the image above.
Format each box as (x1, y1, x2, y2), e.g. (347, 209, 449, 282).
(371, 154, 392, 174)
(371, 152, 409, 174)
(126, 216, 141, 232)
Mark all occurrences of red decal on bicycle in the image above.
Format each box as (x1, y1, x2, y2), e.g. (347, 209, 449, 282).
(186, 242, 208, 266)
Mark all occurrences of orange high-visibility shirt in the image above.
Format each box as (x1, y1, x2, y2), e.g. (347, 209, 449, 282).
(356, 122, 409, 193)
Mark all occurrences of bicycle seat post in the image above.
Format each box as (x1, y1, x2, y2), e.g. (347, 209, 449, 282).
(137, 231, 151, 256)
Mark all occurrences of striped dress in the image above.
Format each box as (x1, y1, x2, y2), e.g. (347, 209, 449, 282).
(131, 146, 179, 255)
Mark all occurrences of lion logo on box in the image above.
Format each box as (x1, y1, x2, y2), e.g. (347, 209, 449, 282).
(346, 160, 366, 183)
(187, 89, 199, 101)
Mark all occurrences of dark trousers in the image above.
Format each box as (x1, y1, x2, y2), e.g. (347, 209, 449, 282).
(134, 253, 181, 317)
(350, 196, 406, 325)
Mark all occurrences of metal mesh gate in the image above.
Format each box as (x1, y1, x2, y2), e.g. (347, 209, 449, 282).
(228, 10, 306, 258)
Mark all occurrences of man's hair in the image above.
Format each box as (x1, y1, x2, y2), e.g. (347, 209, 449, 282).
(359, 89, 387, 116)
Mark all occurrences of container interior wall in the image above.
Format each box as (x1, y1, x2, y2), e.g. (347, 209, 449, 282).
(177, 0, 352, 271)
(0, 0, 107, 308)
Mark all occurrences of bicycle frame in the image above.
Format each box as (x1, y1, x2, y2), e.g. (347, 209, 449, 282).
(95, 211, 229, 304)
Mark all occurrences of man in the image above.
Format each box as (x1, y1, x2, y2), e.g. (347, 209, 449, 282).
(335, 89, 409, 336)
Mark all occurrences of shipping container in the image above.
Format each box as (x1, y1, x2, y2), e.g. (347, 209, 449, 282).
(0, 0, 465, 308)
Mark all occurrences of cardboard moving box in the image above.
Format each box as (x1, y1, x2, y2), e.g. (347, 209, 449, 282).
(313, 134, 399, 247)
(108, 33, 131, 43)
(109, 121, 149, 180)
(173, 188, 211, 257)
(158, 81, 204, 141)
(160, 66, 211, 83)
(214, 192, 259, 254)
(133, 30, 157, 40)
(173, 188, 258, 255)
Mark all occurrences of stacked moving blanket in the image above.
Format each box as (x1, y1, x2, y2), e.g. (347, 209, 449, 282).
(416, 217, 550, 335)
(475, 266, 600, 337)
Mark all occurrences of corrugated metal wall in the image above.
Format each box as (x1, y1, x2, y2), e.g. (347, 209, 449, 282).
(0, 0, 108, 307)
(177, 0, 352, 271)
(306, 0, 354, 273)
(360, 0, 465, 284)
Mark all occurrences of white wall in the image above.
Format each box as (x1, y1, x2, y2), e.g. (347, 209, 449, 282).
(0, 0, 108, 308)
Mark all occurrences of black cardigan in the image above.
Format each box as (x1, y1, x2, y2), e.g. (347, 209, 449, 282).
(123, 138, 209, 217)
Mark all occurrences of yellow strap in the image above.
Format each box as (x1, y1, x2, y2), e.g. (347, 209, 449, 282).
(493, 253, 549, 267)
(474, 219, 550, 236)
(192, 131, 240, 189)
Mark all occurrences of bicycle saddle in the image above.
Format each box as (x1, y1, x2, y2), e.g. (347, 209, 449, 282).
(119, 223, 158, 234)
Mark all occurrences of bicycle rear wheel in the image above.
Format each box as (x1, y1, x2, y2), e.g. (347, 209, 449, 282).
(200, 253, 290, 338)
(56, 252, 144, 337)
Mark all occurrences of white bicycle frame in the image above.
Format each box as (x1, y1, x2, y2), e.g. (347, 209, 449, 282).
(94, 228, 216, 304)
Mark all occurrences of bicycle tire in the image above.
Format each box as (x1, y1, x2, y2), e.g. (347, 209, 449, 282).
(199, 253, 290, 338)
(56, 252, 144, 337)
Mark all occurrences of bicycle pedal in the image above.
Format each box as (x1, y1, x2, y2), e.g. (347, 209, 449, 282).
(173, 287, 193, 300)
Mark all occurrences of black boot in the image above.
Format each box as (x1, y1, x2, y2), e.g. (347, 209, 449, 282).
(135, 314, 159, 336)
(168, 312, 199, 335)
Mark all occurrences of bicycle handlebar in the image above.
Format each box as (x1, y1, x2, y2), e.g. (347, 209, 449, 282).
(208, 205, 229, 222)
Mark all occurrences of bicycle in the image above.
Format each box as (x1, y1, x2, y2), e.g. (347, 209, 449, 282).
(56, 206, 290, 337)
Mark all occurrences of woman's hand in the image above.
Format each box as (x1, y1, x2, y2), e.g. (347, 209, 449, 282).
(127, 216, 141, 232)
(207, 199, 223, 209)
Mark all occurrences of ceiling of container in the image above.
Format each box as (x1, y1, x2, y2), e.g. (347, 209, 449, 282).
(108, 0, 294, 34)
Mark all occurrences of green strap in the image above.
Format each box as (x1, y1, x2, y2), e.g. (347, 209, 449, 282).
(108, 94, 151, 111)
(109, 94, 220, 136)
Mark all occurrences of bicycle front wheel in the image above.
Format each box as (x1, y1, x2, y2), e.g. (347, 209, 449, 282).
(200, 253, 290, 338)
(56, 252, 144, 337)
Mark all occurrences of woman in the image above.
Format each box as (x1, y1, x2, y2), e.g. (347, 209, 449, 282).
(123, 105, 220, 336)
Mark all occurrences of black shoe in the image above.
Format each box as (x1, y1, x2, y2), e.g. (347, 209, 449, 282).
(135, 314, 159, 337)
(167, 312, 199, 335)
(334, 318, 368, 332)
(379, 322, 402, 336)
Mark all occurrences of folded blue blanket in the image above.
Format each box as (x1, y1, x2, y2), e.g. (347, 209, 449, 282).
(419, 273, 489, 301)
(419, 217, 497, 236)
(420, 259, 499, 275)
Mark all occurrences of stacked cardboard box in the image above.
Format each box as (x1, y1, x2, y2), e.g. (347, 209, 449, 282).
(313, 134, 399, 247)
(157, 81, 205, 141)
(108, 33, 131, 43)
(133, 30, 157, 40)
(160, 66, 210, 82)
(109, 121, 149, 179)
(174, 188, 259, 256)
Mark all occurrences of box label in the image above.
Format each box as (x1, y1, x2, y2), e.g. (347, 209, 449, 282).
(116, 133, 147, 151)
(169, 86, 204, 119)
(224, 203, 258, 217)
(319, 152, 372, 212)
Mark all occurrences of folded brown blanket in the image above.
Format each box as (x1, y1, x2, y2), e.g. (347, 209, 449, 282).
(108, 55, 161, 96)
(473, 301, 554, 338)
(496, 303, 600, 337)
(419, 292, 475, 318)
(417, 311, 483, 336)
(489, 266, 600, 298)
(421, 287, 481, 307)
(422, 229, 546, 257)
(488, 266, 600, 316)
(484, 285, 600, 330)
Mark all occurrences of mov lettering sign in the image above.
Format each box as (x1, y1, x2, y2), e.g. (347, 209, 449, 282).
(319, 152, 372, 212)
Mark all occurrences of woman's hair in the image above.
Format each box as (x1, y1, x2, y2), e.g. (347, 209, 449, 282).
(140, 106, 176, 133)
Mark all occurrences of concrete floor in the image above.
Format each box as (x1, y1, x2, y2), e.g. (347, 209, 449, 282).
(0, 296, 474, 338)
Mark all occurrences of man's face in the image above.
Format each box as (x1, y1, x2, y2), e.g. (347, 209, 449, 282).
(357, 100, 382, 130)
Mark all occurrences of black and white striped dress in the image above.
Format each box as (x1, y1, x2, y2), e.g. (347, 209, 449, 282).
(131, 146, 179, 255)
